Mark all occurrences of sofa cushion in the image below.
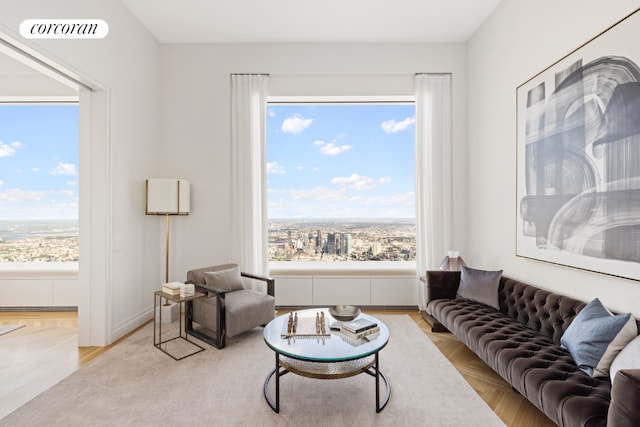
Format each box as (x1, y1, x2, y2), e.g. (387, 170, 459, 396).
(610, 335, 640, 384)
(456, 265, 502, 310)
(204, 266, 244, 292)
(560, 298, 637, 377)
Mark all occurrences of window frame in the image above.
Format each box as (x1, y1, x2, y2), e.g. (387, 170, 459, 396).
(266, 96, 417, 275)
(0, 99, 80, 273)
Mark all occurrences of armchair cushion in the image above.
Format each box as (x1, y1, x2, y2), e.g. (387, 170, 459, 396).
(204, 266, 244, 292)
(186, 263, 238, 287)
(225, 289, 275, 338)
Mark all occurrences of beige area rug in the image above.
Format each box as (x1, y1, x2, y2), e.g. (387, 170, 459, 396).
(0, 324, 24, 336)
(1, 315, 505, 427)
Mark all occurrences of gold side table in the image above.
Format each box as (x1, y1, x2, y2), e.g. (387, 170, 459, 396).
(153, 290, 206, 360)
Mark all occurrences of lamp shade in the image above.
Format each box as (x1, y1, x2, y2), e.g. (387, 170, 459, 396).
(145, 179, 190, 215)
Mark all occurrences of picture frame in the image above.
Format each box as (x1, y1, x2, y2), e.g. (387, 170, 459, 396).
(516, 8, 640, 281)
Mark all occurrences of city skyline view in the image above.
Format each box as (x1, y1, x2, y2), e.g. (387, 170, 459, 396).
(267, 103, 416, 219)
(0, 104, 79, 221)
(268, 218, 415, 262)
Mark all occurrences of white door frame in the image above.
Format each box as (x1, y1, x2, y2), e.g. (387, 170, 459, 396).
(0, 32, 111, 346)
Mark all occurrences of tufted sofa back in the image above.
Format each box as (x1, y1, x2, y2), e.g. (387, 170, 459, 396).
(498, 277, 585, 345)
(426, 271, 640, 346)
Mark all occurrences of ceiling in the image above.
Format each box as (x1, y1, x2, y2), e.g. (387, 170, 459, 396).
(0, 0, 502, 97)
(122, 0, 502, 44)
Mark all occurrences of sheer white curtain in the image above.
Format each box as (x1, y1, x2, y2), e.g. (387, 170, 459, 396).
(415, 73, 453, 311)
(229, 74, 270, 276)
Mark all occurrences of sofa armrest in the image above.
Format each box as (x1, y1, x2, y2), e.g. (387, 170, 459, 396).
(608, 369, 640, 427)
(241, 272, 275, 297)
(426, 270, 461, 303)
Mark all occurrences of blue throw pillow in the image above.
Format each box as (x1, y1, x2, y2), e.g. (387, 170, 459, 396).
(560, 298, 637, 377)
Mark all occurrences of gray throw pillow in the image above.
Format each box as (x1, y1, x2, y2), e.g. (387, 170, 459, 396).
(456, 265, 502, 310)
(203, 267, 244, 292)
(560, 298, 637, 377)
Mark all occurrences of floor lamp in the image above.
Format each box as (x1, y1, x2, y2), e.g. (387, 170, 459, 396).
(146, 178, 190, 322)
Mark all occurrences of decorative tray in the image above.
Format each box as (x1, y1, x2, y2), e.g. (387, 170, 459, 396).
(281, 313, 331, 338)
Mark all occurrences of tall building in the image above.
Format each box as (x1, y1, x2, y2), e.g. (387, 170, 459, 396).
(344, 234, 353, 255)
(327, 232, 336, 254)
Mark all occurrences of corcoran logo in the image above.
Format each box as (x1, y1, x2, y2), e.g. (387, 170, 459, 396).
(20, 19, 109, 39)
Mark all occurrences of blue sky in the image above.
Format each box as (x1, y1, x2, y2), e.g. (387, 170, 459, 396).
(267, 104, 415, 219)
(0, 104, 79, 220)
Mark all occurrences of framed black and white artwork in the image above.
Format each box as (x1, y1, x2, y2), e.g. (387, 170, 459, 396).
(516, 8, 640, 281)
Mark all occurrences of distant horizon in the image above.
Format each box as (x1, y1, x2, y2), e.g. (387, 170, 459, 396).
(269, 217, 414, 223)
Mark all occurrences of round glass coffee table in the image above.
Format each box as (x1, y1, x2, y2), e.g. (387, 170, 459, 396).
(263, 308, 390, 413)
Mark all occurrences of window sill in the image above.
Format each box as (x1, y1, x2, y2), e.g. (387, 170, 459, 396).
(269, 261, 416, 277)
(0, 262, 79, 279)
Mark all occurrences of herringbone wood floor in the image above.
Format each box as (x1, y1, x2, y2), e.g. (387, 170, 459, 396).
(0, 310, 555, 426)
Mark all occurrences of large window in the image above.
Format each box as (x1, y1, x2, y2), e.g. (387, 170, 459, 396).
(0, 104, 79, 263)
(267, 102, 415, 263)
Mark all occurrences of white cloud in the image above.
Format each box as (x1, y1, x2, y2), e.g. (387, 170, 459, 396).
(0, 144, 16, 157)
(266, 161, 286, 174)
(289, 186, 345, 201)
(318, 142, 352, 156)
(65, 181, 77, 186)
(381, 116, 415, 134)
(32, 167, 40, 172)
(54, 190, 74, 197)
(0, 180, 3, 186)
(11, 141, 22, 149)
(379, 176, 392, 184)
(332, 173, 377, 190)
(268, 108, 276, 118)
(296, 166, 303, 171)
(0, 188, 45, 202)
(281, 114, 313, 134)
(49, 162, 77, 176)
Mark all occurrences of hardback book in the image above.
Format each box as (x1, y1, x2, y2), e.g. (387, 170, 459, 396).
(162, 286, 181, 296)
(340, 325, 381, 340)
(341, 318, 378, 334)
(162, 282, 182, 296)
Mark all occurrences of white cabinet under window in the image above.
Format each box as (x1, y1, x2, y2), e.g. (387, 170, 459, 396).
(272, 274, 417, 308)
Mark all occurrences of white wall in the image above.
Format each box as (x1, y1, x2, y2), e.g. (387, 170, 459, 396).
(467, 0, 640, 315)
(0, 0, 162, 344)
(158, 43, 469, 282)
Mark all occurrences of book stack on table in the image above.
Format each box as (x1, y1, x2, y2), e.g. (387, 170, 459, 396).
(162, 282, 183, 296)
(340, 318, 380, 340)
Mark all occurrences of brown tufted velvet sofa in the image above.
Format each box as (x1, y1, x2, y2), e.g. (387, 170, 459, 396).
(426, 270, 640, 427)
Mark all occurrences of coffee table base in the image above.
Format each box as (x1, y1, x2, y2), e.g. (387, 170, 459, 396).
(263, 351, 390, 413)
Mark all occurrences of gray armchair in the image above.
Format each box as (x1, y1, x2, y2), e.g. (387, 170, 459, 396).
(185, 264, 275, 349)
